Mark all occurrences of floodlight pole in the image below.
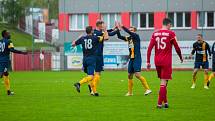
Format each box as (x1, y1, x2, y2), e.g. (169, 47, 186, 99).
(31, 0, 35, 70)
(166, 0, 169, 16)
(63, 0, 66, 70)
(201, 0, 204, 36)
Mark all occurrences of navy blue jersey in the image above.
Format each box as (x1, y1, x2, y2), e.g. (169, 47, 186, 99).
(191, 41, 211, 62)
(75, 35, 103, 57)
(212, 42, 215, 61)
(94, 29, 104, 56)
(117, 27, 141, 59)
(0, 38, 14, 62)
(93, 29, 118, 56)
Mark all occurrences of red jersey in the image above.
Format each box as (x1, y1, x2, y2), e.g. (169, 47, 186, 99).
(147, 29, 182, 66)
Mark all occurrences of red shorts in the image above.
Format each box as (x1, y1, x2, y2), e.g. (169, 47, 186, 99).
(156, 65, 172, 80)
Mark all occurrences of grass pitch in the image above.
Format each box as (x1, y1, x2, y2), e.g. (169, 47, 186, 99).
(0, 71, 215, 121)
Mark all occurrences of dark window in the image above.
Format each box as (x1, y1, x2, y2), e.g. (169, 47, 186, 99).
(148, 13, 154, 27)
(176, 12, 183, 27)
(140, 13, 146, 28)
(168, 13, 174, 27)
(185, 12, 191, 27)
(207, 12, 214, 27)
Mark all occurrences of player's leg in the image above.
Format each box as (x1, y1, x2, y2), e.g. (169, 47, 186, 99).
(125, 73, 134, 96)
(1, 62, 14, 95)
(157, 79, 168, 108)
(133, 58, 151, 95)
(208, 72, 215, 87)
(125, 60, 134, 96)
(191, 62, 200, 88)
(157, 65, 171, 108)
(203, 62, 209, 89)
(203, 69, 209, 89)
(74, 58, 95, 93)
(90, 56, 103, 94)
(91, 71, 100, 95)
(207, 62, 215, 87)
(134, 72, 152, 95)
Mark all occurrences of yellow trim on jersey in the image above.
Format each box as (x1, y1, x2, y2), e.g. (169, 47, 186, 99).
(98, 36, 104, 42)
(202, 42, 207, 62)
(131, 48, 135, 59)
(8, 43, 14, 48)
(125, 36, 129, 41)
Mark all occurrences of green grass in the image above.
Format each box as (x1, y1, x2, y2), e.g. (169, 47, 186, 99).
(0, 71, 215, 121)
(0, 24, 52, 50)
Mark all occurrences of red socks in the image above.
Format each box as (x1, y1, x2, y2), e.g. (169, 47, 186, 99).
(158, 85, 167, 106)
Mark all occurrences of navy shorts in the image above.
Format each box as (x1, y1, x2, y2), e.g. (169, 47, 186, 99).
(0, 62, 9, 77)
(128, 58, 141, 74)
(194, 61, 209, 69)
(95, 55, 104, 72)
(83, 57, 96, 75)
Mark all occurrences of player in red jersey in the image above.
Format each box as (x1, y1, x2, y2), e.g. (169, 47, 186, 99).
(147, 18, 183, 108)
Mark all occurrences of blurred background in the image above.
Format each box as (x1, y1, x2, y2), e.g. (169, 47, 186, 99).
(0, 0, 214, 71)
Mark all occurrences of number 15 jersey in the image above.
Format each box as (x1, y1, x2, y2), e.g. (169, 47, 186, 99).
(147, 29, 182, 66)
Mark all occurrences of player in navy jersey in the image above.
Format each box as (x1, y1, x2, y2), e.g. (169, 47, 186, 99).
(189, 34, 211, 89)
(207, 42, 215, 87)
(88, 20, 119, 95)
(0, 30, 27, 95)
(116, 22, 152, 96)
(73, 26, 109, 96)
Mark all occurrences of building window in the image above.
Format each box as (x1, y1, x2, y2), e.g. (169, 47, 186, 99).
(167, 12, 191, 29)
(69, 14, 88, 30)
(198, 12, 215, 28)
(101, 13, 121, 29)
(131, 13, 154, 29)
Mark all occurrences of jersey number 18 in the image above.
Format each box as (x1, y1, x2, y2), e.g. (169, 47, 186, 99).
(84, 39, 93, 49)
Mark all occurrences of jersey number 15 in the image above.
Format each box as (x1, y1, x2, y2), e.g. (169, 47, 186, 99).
(156, 37, 167, 50)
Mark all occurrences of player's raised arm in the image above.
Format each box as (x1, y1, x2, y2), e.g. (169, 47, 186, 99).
(116, 30, 128, 41)
(146, 34, 156, 69)
(122, 26, 136, 37)
(102, 24, 109, 40)
(72, 34, 84, 47)
(8, 41, 27, 55)
(171, 36, 183, 62)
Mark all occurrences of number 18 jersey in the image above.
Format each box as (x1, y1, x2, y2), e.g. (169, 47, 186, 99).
(147, 29, 182, 66)
(75, 35, 103, 57)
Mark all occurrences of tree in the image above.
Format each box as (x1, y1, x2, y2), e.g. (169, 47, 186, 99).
(3, 0, 58, 26)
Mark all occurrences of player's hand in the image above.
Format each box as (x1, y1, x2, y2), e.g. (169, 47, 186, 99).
(180, 58, 184, 63)
(146, 63, 151, 70)
(72, 41, 76, 47)
(189, 54, 193, 59)
(114, 21, 119, 29)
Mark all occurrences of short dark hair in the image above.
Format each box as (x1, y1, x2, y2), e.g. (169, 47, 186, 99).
(130, 26, 137, 32)
(197, 33, 203, 38)
(2, 30, 7, 38)
(163, 18, 172, 26)
(96, 20, 104, 27)
(86, 26, 93, 34)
